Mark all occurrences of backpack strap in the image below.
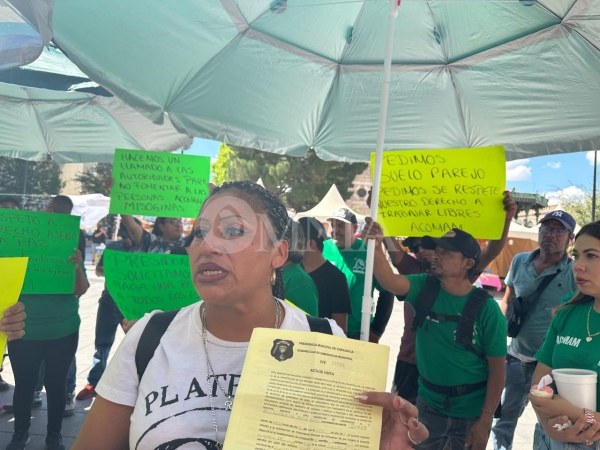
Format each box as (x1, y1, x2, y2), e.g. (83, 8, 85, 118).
(455, 288, 489, 360)
(412, 275, 441, 332)
(135, 310, 179, 380)
(306, 315, 333, 335)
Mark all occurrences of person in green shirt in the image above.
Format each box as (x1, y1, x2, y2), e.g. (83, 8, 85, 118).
(322, 208, 394, 340)
(282, 220, 319, 316)
(6, 196, 90, 450)
(365, 224, 506, 450)
(530, 221, 600, 448)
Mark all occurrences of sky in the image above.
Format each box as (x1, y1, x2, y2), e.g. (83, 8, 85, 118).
(185, 137, 597, 205)
(506, 151, 598, 204)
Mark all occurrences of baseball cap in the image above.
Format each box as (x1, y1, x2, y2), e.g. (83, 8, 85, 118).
(421, 228, 481, 263)
(298, 217, 327, 246)
(539, 210, 576, 232)
(327, 208, 357, 225)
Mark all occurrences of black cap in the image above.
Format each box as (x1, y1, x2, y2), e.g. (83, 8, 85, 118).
(298, 217, 327, 246)
(421, 228, 481, 263)
(540, 210, 576, 232)
(327, 208, 357, 225)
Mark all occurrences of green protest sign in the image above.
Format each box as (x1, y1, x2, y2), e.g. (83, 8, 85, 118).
(103, 249, 201, 320)
(0, 209, 79, 294)
(110, 148, 210, 218)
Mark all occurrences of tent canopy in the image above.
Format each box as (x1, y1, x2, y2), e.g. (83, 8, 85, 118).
(0, 81, 192, 163)
(18, 0, 598, 162)
(0, 0, 52, 71)
(296, 184, 364, 222)
(508, 220, 538, 242)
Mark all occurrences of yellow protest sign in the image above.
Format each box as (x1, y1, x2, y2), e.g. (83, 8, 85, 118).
(0, 257, 28, 361)
(370, 146, 506, 239)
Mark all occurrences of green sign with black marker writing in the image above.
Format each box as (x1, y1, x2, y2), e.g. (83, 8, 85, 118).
(0, 209, 79, 294)
(103, 249, 200, 320)
(110, 148, 210, 218)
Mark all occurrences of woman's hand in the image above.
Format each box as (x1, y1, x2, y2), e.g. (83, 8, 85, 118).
(70, 248, 83, 266)
(0, 302, 26, 341)
(543, 413, 600, 444)
(529, 393, 581, 423)
(356, 392, 429, 449)
(361, 217, 385, 245)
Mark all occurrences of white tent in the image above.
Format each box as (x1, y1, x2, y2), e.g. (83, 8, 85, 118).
(295, 184, 363, 222)
(487, 221, 538, 278)
(508, 221, 538, 242)
(69, 193, 110, 228)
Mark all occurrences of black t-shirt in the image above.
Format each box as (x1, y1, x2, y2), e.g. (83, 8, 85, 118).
(306, 260, 352, 319)
(79, 229, 87, 261)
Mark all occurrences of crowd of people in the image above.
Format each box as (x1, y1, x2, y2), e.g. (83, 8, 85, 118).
(1, 181, 600, 450)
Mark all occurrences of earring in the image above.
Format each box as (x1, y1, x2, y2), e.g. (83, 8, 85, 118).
(271, 269, 277, 286)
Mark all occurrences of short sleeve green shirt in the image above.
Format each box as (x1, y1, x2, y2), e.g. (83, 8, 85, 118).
(18, 264, 86, 340)
(404, 274, 507, 418)
(535, 301, 600, 409)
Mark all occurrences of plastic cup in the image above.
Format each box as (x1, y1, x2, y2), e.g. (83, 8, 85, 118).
(552, 368, 597, 410)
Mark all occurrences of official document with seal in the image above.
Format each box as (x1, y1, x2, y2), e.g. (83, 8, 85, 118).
(224, 328, 389, 449)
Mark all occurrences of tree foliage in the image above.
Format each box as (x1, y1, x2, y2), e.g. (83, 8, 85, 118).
(76, 163, 113, 195)
(552, 189, 600, 226)
(0, 157, 63, 195)
(211, 144, 368, 211)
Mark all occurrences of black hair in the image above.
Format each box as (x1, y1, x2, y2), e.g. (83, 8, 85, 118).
(152, 217, 168, 236)
(0, 196, 21, 209)
(298, 217, 326, 252)
(556, 221, 600, 312)
(286, 221, 306, 264)
(204, 181, 291, 299)
(402, 237, 421, 254)
(118, 217, 142, 239)
(49, 195, 73, 214)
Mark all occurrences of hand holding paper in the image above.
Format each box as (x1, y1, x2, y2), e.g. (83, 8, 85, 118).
(0, 302, 26, 341)
(0, 257, 28, 357)
(357, 392, 428, 450)
(224, 328, 390, 449)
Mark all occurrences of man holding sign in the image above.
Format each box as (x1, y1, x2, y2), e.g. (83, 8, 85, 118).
(364, 225, 506, 450)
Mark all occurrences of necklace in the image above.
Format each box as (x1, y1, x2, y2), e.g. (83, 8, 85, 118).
(200, 299, 282, 448)
(586, 303, 600, 342)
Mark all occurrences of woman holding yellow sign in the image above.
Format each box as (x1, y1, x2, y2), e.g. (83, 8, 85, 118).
(73, 181, 428, 450)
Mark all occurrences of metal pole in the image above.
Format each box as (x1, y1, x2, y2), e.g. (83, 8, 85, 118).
(593, 151, 597, 222)
(360, 0, 402, 341)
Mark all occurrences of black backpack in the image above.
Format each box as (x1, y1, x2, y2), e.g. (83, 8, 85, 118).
(135, 309, 333, 380)
(412, 275, 490, 360)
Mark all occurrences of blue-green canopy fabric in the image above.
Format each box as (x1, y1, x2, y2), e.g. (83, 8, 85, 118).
(41, 0, 600, 162)
(0, 0, 52, 70)
(0, 82, 192, 163)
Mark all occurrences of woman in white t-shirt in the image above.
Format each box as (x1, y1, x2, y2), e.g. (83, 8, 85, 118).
(72, 181, 428, 450)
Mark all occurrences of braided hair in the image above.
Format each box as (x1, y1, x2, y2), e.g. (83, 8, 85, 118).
(206, 181, 291, 299)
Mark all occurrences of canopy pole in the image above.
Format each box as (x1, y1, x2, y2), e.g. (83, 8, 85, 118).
(593, 150, 597, 222)
(360, 0, 401, 341)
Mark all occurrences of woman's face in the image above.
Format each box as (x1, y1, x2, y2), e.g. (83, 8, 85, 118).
(187, 192, 287, 305)
(159, 219, 183, 242)
(572, 233, 600, 298)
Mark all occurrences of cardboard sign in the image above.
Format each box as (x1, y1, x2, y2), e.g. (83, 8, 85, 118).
(0, 210, 79, 294)
(0, 257, 28, 360)
(371, 146, 506, 239)
(103, 249, 200, 320)
(110, 148, 210, 218)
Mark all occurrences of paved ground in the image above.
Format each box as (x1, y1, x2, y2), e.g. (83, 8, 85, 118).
(0, 267, 536, 449)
